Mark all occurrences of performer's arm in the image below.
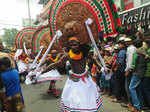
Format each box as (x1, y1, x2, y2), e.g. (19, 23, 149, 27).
(42, 55, 68, 73)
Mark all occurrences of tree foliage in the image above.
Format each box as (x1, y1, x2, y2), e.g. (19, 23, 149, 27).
(2, 28, 18, 47)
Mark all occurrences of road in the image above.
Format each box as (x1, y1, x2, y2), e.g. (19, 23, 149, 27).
(22, 75, 130, 112)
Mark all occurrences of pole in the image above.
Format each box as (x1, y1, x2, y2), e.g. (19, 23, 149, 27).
(85, 18, 107, 70)
(27, 0, 32, 26)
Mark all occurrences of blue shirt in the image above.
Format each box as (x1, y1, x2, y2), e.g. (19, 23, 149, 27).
(1, 69, 22, 98)
(116, 49, 126, 72)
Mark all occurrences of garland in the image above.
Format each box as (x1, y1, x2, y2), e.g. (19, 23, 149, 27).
(49, 55, 58, 63)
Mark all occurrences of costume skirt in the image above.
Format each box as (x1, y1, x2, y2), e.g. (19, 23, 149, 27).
(25, 69, 61, 85)
(61, 76, 104, 112)
(36, 69, 61, 83)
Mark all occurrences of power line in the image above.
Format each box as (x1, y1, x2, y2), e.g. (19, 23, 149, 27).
(27, 0, 32, 26)
(0, 22, 22, 27)
(0, 19, 14, 21)
(0, 23, 38, 29)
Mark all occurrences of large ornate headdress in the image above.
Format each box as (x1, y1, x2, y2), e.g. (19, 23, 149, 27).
(16, 27, 36, 49)
(48, 0, 121, 47)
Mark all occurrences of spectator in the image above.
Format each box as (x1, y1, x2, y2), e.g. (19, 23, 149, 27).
(0, 57, 24, 112)
(109, 44, 119, 98)
(122, 38, 136, 108)
(101, 46, 112, 95)
(129, 39, 146, 112)
(140, 39, 150, 109)
(113, 40, 126, 102)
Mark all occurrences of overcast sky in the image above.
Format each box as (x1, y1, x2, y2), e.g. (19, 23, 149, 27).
(0, 0, 43, 35)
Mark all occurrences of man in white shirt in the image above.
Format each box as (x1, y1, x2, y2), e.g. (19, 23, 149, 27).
(124, 38, 136, 108)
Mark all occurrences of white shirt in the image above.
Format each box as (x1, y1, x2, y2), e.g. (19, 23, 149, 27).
(125, 45, 136, 71)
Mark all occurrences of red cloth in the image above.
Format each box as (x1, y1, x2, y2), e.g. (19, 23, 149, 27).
(71, 71, 88, 83)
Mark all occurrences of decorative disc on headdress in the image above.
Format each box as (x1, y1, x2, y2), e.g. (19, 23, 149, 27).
(32, 25, 62, 53)
(16, 27, 36, 49)
(48, 0, 121, 46)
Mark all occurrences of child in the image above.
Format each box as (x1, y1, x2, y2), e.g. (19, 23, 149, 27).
(0, 57, 24, 112)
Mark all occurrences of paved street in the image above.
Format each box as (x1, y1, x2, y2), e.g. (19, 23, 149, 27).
(22, 75, 130, 112)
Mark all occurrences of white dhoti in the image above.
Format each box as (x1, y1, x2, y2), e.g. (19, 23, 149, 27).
(61, 71, 104, 112)
(25, 69, 61, 85)
(36, 69, 61, 83)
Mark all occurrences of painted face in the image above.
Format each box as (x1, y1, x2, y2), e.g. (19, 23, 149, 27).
(69, 40, 80, 50)
(51, 50, 57, 58)
(52, 53, 57, 58)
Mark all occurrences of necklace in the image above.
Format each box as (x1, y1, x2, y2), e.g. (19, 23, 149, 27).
(69, 49, 83, 60)
(49, 55, 58, 62)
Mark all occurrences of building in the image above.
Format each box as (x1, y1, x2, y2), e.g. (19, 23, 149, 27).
(34, 0, 52, 25)
(36, 0, 150, 25)
(114, 0, 150, 11)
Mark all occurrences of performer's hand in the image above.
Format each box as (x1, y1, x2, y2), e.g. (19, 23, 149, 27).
(30, 75, 36, 81)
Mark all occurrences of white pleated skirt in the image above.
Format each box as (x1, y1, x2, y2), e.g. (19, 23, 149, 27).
(25, 69, 61, 85)
(36, 69, 61, 83)
(61, 76, 104, 112)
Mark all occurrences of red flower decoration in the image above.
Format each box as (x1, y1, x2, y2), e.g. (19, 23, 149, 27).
(97, 10, 100, 14)
(116, 18, 122, 26)
(107, 18, 109, 22)
(113, 4, 117, 12)
(93, 5, 96, 8)
(100, 18, 103, 22)
(108, 25, 111, 29)
(101, 25, 104, 29)
(102, 3, 105, 7)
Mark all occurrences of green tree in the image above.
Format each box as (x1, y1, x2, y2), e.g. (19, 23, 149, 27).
(2, 28, 18, 47)
(0, 38, 2, 43)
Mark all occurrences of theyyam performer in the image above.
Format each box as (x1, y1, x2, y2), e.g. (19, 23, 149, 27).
(42, 36, 104, 112)
(40, 49, 62, 98)
(44, 0, 121, 111)
(25, 30, 62, 85)
(15, 27, 37, 80)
